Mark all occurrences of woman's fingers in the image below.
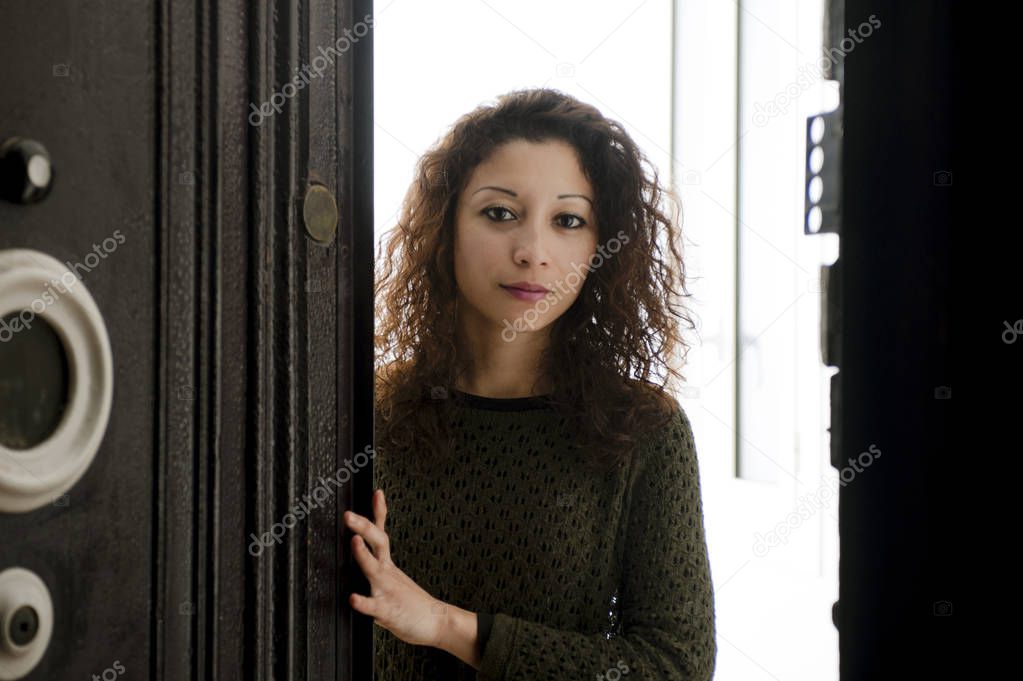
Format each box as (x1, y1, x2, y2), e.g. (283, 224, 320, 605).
(349, 590, 379, 618)
(374, 489, 387, 532)
(350, 534, 383, 578)
(345, 510, 392, 565)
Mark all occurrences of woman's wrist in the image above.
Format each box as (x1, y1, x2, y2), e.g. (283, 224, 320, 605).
(435, 602, 481, 670)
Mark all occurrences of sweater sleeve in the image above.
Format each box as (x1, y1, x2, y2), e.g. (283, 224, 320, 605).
(478, 611, 495, 654)
(476, 407, 716, 680)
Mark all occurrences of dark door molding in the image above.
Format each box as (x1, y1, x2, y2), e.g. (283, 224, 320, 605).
(154, 0, 372, 679)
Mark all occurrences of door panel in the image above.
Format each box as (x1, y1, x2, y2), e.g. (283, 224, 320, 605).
(0, 1, 156, 677)
(0, 1, 374, 679)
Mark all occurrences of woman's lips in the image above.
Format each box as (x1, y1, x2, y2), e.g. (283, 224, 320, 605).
(500, 285, 547, 302)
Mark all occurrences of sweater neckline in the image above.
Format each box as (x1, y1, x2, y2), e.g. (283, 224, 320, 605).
(450, 388, 554, 412)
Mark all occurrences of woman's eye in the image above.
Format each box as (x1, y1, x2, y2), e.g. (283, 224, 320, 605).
(482, 207, 587, 230)
(557, 214, 587, 229)
(482, 206, 516, 221)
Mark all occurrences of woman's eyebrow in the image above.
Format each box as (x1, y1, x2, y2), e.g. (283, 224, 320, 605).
(558, 193, 594, 206)
(471, 185, 593, 206)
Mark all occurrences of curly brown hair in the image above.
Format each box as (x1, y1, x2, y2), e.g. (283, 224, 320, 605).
(374, 87, 697, 474)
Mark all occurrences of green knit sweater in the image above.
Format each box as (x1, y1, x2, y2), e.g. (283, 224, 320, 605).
(373, 388, 716, 680)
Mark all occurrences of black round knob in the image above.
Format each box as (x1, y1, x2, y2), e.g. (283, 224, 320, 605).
(8, 604, 39, 646)
(0, 137, 55, 204)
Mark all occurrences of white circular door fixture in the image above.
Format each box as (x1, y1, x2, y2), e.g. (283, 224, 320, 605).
(0, 249, 113, 513)
(0, 567, 54, 679)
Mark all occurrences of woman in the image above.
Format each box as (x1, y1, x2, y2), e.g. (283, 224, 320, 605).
(346, 87, 716, 680)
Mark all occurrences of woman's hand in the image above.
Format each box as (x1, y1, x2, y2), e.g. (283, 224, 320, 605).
(344, 489, 450, 648)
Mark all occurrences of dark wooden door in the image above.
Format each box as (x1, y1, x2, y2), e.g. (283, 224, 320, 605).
(0, 1, 374, 679)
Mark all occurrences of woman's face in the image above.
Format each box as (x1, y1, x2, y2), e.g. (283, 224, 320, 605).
(453, 138, 599, 340)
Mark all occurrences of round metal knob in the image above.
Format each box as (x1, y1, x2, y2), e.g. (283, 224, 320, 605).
(0, 568, 53, 678)
(0, 137, 54, 204)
